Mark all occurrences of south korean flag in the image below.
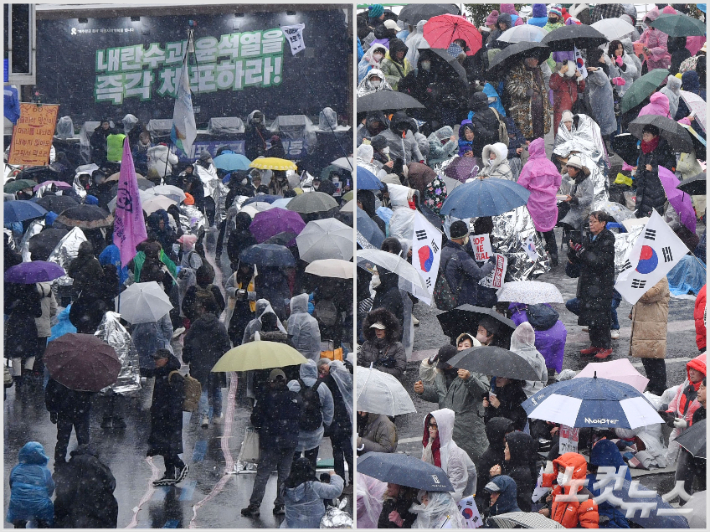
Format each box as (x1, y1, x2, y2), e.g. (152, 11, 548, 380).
(615, 211, 688, 305)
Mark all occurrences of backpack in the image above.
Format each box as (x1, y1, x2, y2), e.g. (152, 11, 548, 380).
(297, 378, 323, 431)
(169, 371, 202, 412)
(433, 272, 458, 311)
(490, 108, 509, 147)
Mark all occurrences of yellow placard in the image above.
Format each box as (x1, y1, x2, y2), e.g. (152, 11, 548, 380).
(8, 103, 59, 166)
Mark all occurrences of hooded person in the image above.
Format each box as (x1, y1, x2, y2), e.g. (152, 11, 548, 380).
(282, 457, 343, 529)
(665, 353, 706, 462)
(547, 452, 599, 528)
(675, 70, 706, 119)
(227, 212, 257, 270)
(500, 4, 523, 26)
(358, 307, 407, 380)
(586, 48, 617, 137)
(410, 490, 467, 528)
(358, 43, 388, 83)
(586, 439, 632, 528)
(558, 155, 594, 230)
(484, 475, 521, 519)
(477, 143, 513, 181)
(245, 110, 268, 161)
(635, 124, 675, 218)
(421, 409, 477, 502)
(242, 299, 286, 345)
(638, 91, 671, 118)
(468, 92, 500, 158)
(357, 189, 387, 235)
(287, 360, 335, 468)
(637, 7, 671, 71)
(495, 431, 536, 512)
(404, 20, 428, 67)
(660, 76, 681, 119)
(380, 38, 412, 90)
(668, 36, 691, 75)
(357, 67, 393, 97)
(6, 442, 55, 528)
(357, 112, 389, 146)
(510, 322, 548, 397)
(379, 111, 424, 164)
(550, 60, 586, 135)
(419, 333, 480, 386)
(146, 143, 179, 179)
(427, 126, 457, 167)
(414, 344, 491, 467)
(528, 3, 549, 27)
(484, 374, 528, 431)
(458, 120, 476, 157)
(475, 417, 515, 510)
(371, 254, 406, 334)
(508, 303, 567, 379)
(286, 293, 322, 362)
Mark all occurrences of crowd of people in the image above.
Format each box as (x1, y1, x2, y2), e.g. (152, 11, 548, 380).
(356, 2, 706, 528)
(5, 103, 354, 527)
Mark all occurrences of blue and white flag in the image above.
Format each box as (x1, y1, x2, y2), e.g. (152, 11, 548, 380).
(170, 49, 196, 156)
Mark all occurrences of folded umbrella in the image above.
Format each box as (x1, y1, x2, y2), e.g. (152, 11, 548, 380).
(358, 452, 454, 492)
(5, 200, 48, 223)
(304, 259, 354, 279)
(286, 191, 339, 214)
(440, 177, 530, 218)
(629, 114, 694, 153)
(423, 14, 482, 56)
(676, 418, 706, 458)
(591, 18, 637, 41)
(45, 333, 121, 392)
(677, 172, 706, 195)
(444, 156, 480, 182)
(497, 281, 564, 304)
(522, 374, 664, 429)
(357, 166, 385, 191)
(448, 346, 541, 381)
(357, 249, 428, 294)
(398, 3, 459, 25)
(658, 166, 696, 233)
(249, 157, 297, 171)
(249, 207, 306, 245)
(34, 194, 79, 214)
(621, 69, 670, 113)
(297, 218, 353, 262)
(5, 261, 66, 284)
(437, 305, 517, 342)
(357, 91, 425, 113)
(650, 13, 707, 37)
(213, 153, 251, 171)
(4, 179, 37, 194)
(498, 25, 548, 43)
(239, 243, 296, 267)
(116, 281, 173, 324)
(27, 228, 69, 261)
(574, 358, 649, 393)
(541, 24, 608, 51)
(212, 339, 306, 372)
(679, 90, 707, 132)
(55, 204, 114, 229)
(356, 366, 416, 416)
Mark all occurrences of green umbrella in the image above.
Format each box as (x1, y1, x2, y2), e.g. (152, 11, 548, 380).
(649, 14, 706, 37)
(621, 69, 670, 113)
(4, 179, 36, 193)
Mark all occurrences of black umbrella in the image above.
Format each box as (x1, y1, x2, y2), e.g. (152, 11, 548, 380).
(357, 91, 426, 113)
(437, 305, 517, 342)
(611, 133, 640, 166)
(398, 4, 459, 25)
(239, 243, 295, 267)
(28, 228, 69, 261)
(425, 48, 468, 84)
(677, 172, 706, 195)
(487, 42, 550, 77)
(34, 195, 79, 214)
(263, 231, 298, 246)
(448, 346, 541, 380)
(541, 24, 608, 51)
(419, 204, 443, 230)
(55, 204, 114, 229)
(683, 123, 707, 161)
(358, 452, 455, 492)
(676, 418, 706, 458)
(629, 115, 694, 153)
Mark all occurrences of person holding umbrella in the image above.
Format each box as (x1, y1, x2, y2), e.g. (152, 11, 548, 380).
(636, 6, 672, 72)
(635, 124, 676, 218)
(44, 377, 95, 465)
(376, 482, 419, 529)
(505, 54, 551, 141)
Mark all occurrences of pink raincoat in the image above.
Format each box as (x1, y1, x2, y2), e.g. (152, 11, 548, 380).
(637, 7, 671, 71)
(638, 92, 671, 118)
(517, 138, 562, 232)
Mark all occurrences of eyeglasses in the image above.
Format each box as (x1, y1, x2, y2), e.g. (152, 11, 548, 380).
(429, 422, 438, 428)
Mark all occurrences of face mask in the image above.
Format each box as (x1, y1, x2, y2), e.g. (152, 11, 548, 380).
(371, 80, 381, 88)
(557, 472, 567, 486)
(548, 17, 559, 24)
(421, 61, 431, 71)
(382, 147, 390, 155)
(373, 53, 383, 61)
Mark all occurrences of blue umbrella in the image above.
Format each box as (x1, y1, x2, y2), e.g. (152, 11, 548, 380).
(358, 452, 455, 492)
(356, 207, 385, 248)
(522, 375, 663, 429)
(243, 195, 281, 206)
(213, 153, 251, 172)
(5, 200, 48, 223)
(698, 4, 706, 13)
(440, 178, 530, 218)
(357, 166, 385, 191)
(239, 243, 296, 268)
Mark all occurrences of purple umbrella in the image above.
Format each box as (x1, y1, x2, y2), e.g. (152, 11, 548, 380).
(5, 261, 66, 284)
(33, 180, 72, 192)
(658, 166, 696, 233)
(249, 207, 306, 246)
(444, 157, 479, 183)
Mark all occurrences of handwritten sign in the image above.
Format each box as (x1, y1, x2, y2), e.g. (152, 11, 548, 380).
(471, 233, 492, 262)
(479, 253, 507, 289)
(8, 103, 59, 165)
(559, 424, 580, 454)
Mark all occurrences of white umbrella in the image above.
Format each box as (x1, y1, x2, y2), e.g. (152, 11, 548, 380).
(498, 25, 548, 43)
(142, 195, 177, 215)
(107, 188, 151, 212)
(356, 366, 416, 416)
(680, 90, 707, 133)
(271, 197, 292, 209)
(305, 259, 354, 279)
(241, 202, 275, 218)
(145, 185, 187, 203)
(116, 281, 173, 324)
(357, 249, 428, 295)
(341, 199, 356, 213)
(497, 280, 564, 304)
(591, 19, 636, 41)
(331, 157, 354, 171)
(297, 218, 354, 262)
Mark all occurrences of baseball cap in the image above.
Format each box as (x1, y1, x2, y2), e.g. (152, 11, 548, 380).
(370, 322, 386, 330)
(269, 369, 287, 382)
(485, 481, 501, 493)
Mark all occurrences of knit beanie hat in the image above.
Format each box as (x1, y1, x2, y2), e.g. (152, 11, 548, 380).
(500, 4, 517, 15)
(485, 10, 499, 26)
(549, 5, 563, 18)
(662, 5, 677, 14)
(532, 3, 547, 18)
(368, 4, 384, 19)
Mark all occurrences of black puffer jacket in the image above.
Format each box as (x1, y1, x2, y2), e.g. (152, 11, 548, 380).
(148, 354, 184, 456)
(484, 380, 528, 431)
(469, 92, 500, 157)
(569, 228, 616, 329)
(502, 431, 536, 513)
(45, 378, 94, 418)
(372, 270, 404, 328)
(476, 417, 515, 509)
(635, 138, 675, 217)
(182, 313, 231, 386)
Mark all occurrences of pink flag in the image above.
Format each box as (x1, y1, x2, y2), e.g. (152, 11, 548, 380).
(113, 140, 147, 266)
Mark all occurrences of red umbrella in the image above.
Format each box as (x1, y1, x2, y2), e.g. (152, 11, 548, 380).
(423, 14, 482, 56)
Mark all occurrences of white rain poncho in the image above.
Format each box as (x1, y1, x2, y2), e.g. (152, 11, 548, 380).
(329, 360, 353, 420)
(356, 472, 387, 529)
(318, 107, 338, 132)
(358, 43, 388, 83)
(410, 491, 466, 528)
(241, 299, 285, 344)
(510, 322, 549, 397)
(286, 293, 322, 362)
(122, 114, 139, 135)
(357, 68, 394, 97)
(421, 408, 477, 503)
(405, 20, 428, 68)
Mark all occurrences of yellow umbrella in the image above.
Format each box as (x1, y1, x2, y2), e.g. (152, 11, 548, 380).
(211, 340, 307, 372)
(342, 190, 354, 202)
(249, 157, 298, 171)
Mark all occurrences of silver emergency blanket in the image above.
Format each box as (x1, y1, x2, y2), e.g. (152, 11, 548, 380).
(591, 200, 635, 223)
(19, 219, 45, 262)
(48, 227, 87, 287)
(216, 181, 229, 224)
(320, 498, 353, 528)
(4, 228, 16, 250)
(196, 163, 220, 200)
(95, 311, 141, 395)
(553, 114, 610, 205)
(179, 204, 206, 234)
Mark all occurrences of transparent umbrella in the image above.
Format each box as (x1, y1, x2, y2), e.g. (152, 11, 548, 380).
(357, 249, 428, 294)
(356, 366, 416, 416)
(297, 218, 354, 262)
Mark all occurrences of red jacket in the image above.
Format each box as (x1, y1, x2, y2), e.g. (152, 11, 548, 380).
(695, 285, 706, 352)
(549, 73, 585, 134)
(550, 453, 599, 529)
(667, 353, 706, 424)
